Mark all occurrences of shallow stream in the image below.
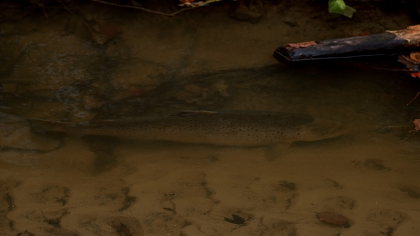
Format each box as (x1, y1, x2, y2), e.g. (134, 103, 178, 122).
(1, 1, 420, 235)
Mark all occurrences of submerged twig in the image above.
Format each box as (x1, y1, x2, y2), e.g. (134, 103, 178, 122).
(90, 0, 202, 16)
(406, 91, 420, 106)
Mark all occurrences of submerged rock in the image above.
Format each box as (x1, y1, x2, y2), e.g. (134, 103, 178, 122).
(230, 0, 266, 23)
(316, 211, 351, 228)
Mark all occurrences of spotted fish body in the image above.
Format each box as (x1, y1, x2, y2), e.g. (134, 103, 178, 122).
(29, 111, 341, 147)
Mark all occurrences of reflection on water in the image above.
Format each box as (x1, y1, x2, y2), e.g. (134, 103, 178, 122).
(2, 3, 420, 236)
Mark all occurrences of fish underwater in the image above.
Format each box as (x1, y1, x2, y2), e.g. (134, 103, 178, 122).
(28, 110, 344, 147)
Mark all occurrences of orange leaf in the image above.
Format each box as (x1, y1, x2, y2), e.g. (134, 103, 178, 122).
(410, 72, 420, 78)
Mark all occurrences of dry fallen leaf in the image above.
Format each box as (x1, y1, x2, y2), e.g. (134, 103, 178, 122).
(410, 52, 420, 62)
(410, 72, 420, 78)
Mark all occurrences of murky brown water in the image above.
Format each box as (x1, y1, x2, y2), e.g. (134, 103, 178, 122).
(2, 1, 420, 235)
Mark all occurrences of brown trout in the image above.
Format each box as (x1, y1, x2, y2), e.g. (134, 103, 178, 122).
(29, 111, 343, 147)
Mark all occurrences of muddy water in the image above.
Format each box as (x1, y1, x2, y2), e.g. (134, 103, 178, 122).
(2, 1, 420, 236)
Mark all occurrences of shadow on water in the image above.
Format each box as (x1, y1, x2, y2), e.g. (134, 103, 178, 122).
(83, 136, 121, 174)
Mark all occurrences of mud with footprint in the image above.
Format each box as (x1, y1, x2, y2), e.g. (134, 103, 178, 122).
(0, 172, 416, 236)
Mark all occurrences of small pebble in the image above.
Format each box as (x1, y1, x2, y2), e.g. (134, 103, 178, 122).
(316, 211, 351, 228)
